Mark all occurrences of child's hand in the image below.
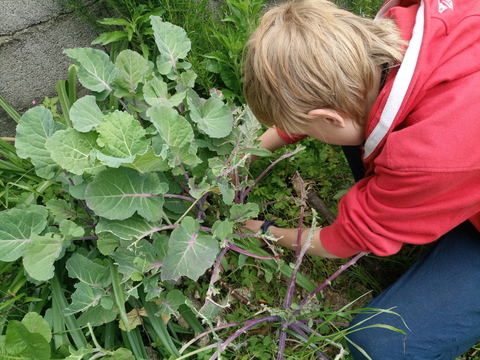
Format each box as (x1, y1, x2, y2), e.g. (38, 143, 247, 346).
(242, 219, 264, 233)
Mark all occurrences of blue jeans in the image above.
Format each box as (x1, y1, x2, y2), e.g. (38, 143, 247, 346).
(347, 221, 480, 360)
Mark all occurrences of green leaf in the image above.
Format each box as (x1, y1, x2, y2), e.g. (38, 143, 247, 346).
(188, 96, 233, 138)
(23, 233, 66, 281)
(151, 16, 191, 68)
(95, 110, 149, 167)
(16, 107, 66, 179)
(218, 178, 235, 205)
(124, 146, 170, 174)
(161, 217, 219, 281)
(76, 304, 118, 327)
(46, 199, 75, 222)
(92, 30, 128, 45)
(85, 167, 167, 222)
(147, 105, 193, 149)
(157, 289, 187, 317)
(64, 282, 105, 315)
(21, 313, 52, 343)
(0, 209, 47, 262)
(66, 253, 111, 287)
(178, 69, 197, 88)
(144, 76, 186, 107)
(212, 220, 234, 241)
(5, 320, 51, 360)
(70, 95, 104, 132)
(64, 48, 118, 92)
(97, 214, 162, 241)
(97, 232, 120, 255)
(59, 220, 85, 241)
(229, 203, 260, 223)
(114, 49, 150, 95)
(111, 348, 136, 360)
(45, 128, 103, 175)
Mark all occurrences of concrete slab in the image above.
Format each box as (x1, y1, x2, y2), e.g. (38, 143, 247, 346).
(0, 4, 103, 138)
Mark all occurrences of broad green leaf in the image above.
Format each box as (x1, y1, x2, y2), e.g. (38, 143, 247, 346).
(114, 49, 150, 95)
(151, 16, 191, 69)
(143, 275, 164, 301)
(124, 146, 170, 174)
(64, 48, 118, 92)
(188, 177, 211, 199)
(178, 69, 197, 88)
(16, 107, 66, 179)
(46, 199, 75, 222)
(229, 203, 260, 223)
(157, 289, 187, 317)
(21, 313, 52, 343)
(218, 178, 235, 205)
(97, 214, 161, 240)
(144, 76, 186, 107)
(85, 167, 167, 222)
(161, 217, 219, 281)
(147, 106, 193, 149)
(59, 220, 85, 241)
(64, 282, 104, 315)
(23, 233, 66, 281)
(212, 220, 234, 241)
(111, 348, 135, 360)
(110, 247, 137, 280)
(0, 209, 47, 262)
(239, 106, 263, 147)
(95, 111, 149, 167)
(97, 232, 120, 255)
(112, 240, 161, 280)
(70, 95, 104, 132)
(66, 253, 111, 287)
(45, 128, 102, 175)
(5, 321, 50, 360)
(76, 303, 118, 327)
(188, 96, 233, 138)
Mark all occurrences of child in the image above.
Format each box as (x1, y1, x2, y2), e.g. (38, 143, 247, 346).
(242, 0, 480, 358)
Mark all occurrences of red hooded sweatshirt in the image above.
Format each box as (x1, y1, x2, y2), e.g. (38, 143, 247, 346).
(277, 0, 480, 257)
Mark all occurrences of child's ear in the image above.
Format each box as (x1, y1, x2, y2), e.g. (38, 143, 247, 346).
(308, 109, 346, 128)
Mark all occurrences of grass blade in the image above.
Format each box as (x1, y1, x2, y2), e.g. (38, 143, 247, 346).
(108, 258, 131, 332)
(0, 94, 21, 123)
(51, 273, 87, 350)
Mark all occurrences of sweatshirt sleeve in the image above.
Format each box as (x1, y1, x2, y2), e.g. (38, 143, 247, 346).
(320, 103, 480, 258)
(321, 165, 480, 258)
(276, 127, 307, 144)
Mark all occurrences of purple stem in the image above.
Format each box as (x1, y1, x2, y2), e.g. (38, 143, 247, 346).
(209, 316, 282, 360)
(206, 246, 231, 298)
(72, 236, 98, 241)
(295, 252, 367, 315)
(229, 244, 280, 260)
(179, 163, 190, 183)
(277, 330, 288, 360)
(283, 174, 314, 311)
(164, 194, 196, 202)
(180, 322, 243, 354)
(240, 146, 304, 203)
(289, 323, 328, 360)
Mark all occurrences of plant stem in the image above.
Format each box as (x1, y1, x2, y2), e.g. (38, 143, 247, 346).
(209, 316, 282, 360)
(240, 146, 305, 203)
(295, 252, 367, 314)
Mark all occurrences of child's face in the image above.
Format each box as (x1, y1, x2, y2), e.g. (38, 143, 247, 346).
(304, 109, 366, 146)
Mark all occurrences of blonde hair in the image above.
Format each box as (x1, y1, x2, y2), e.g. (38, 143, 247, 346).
(243, 0, 406, 134)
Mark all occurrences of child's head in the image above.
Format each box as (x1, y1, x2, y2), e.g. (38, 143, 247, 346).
(244, 0, 405, 134)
